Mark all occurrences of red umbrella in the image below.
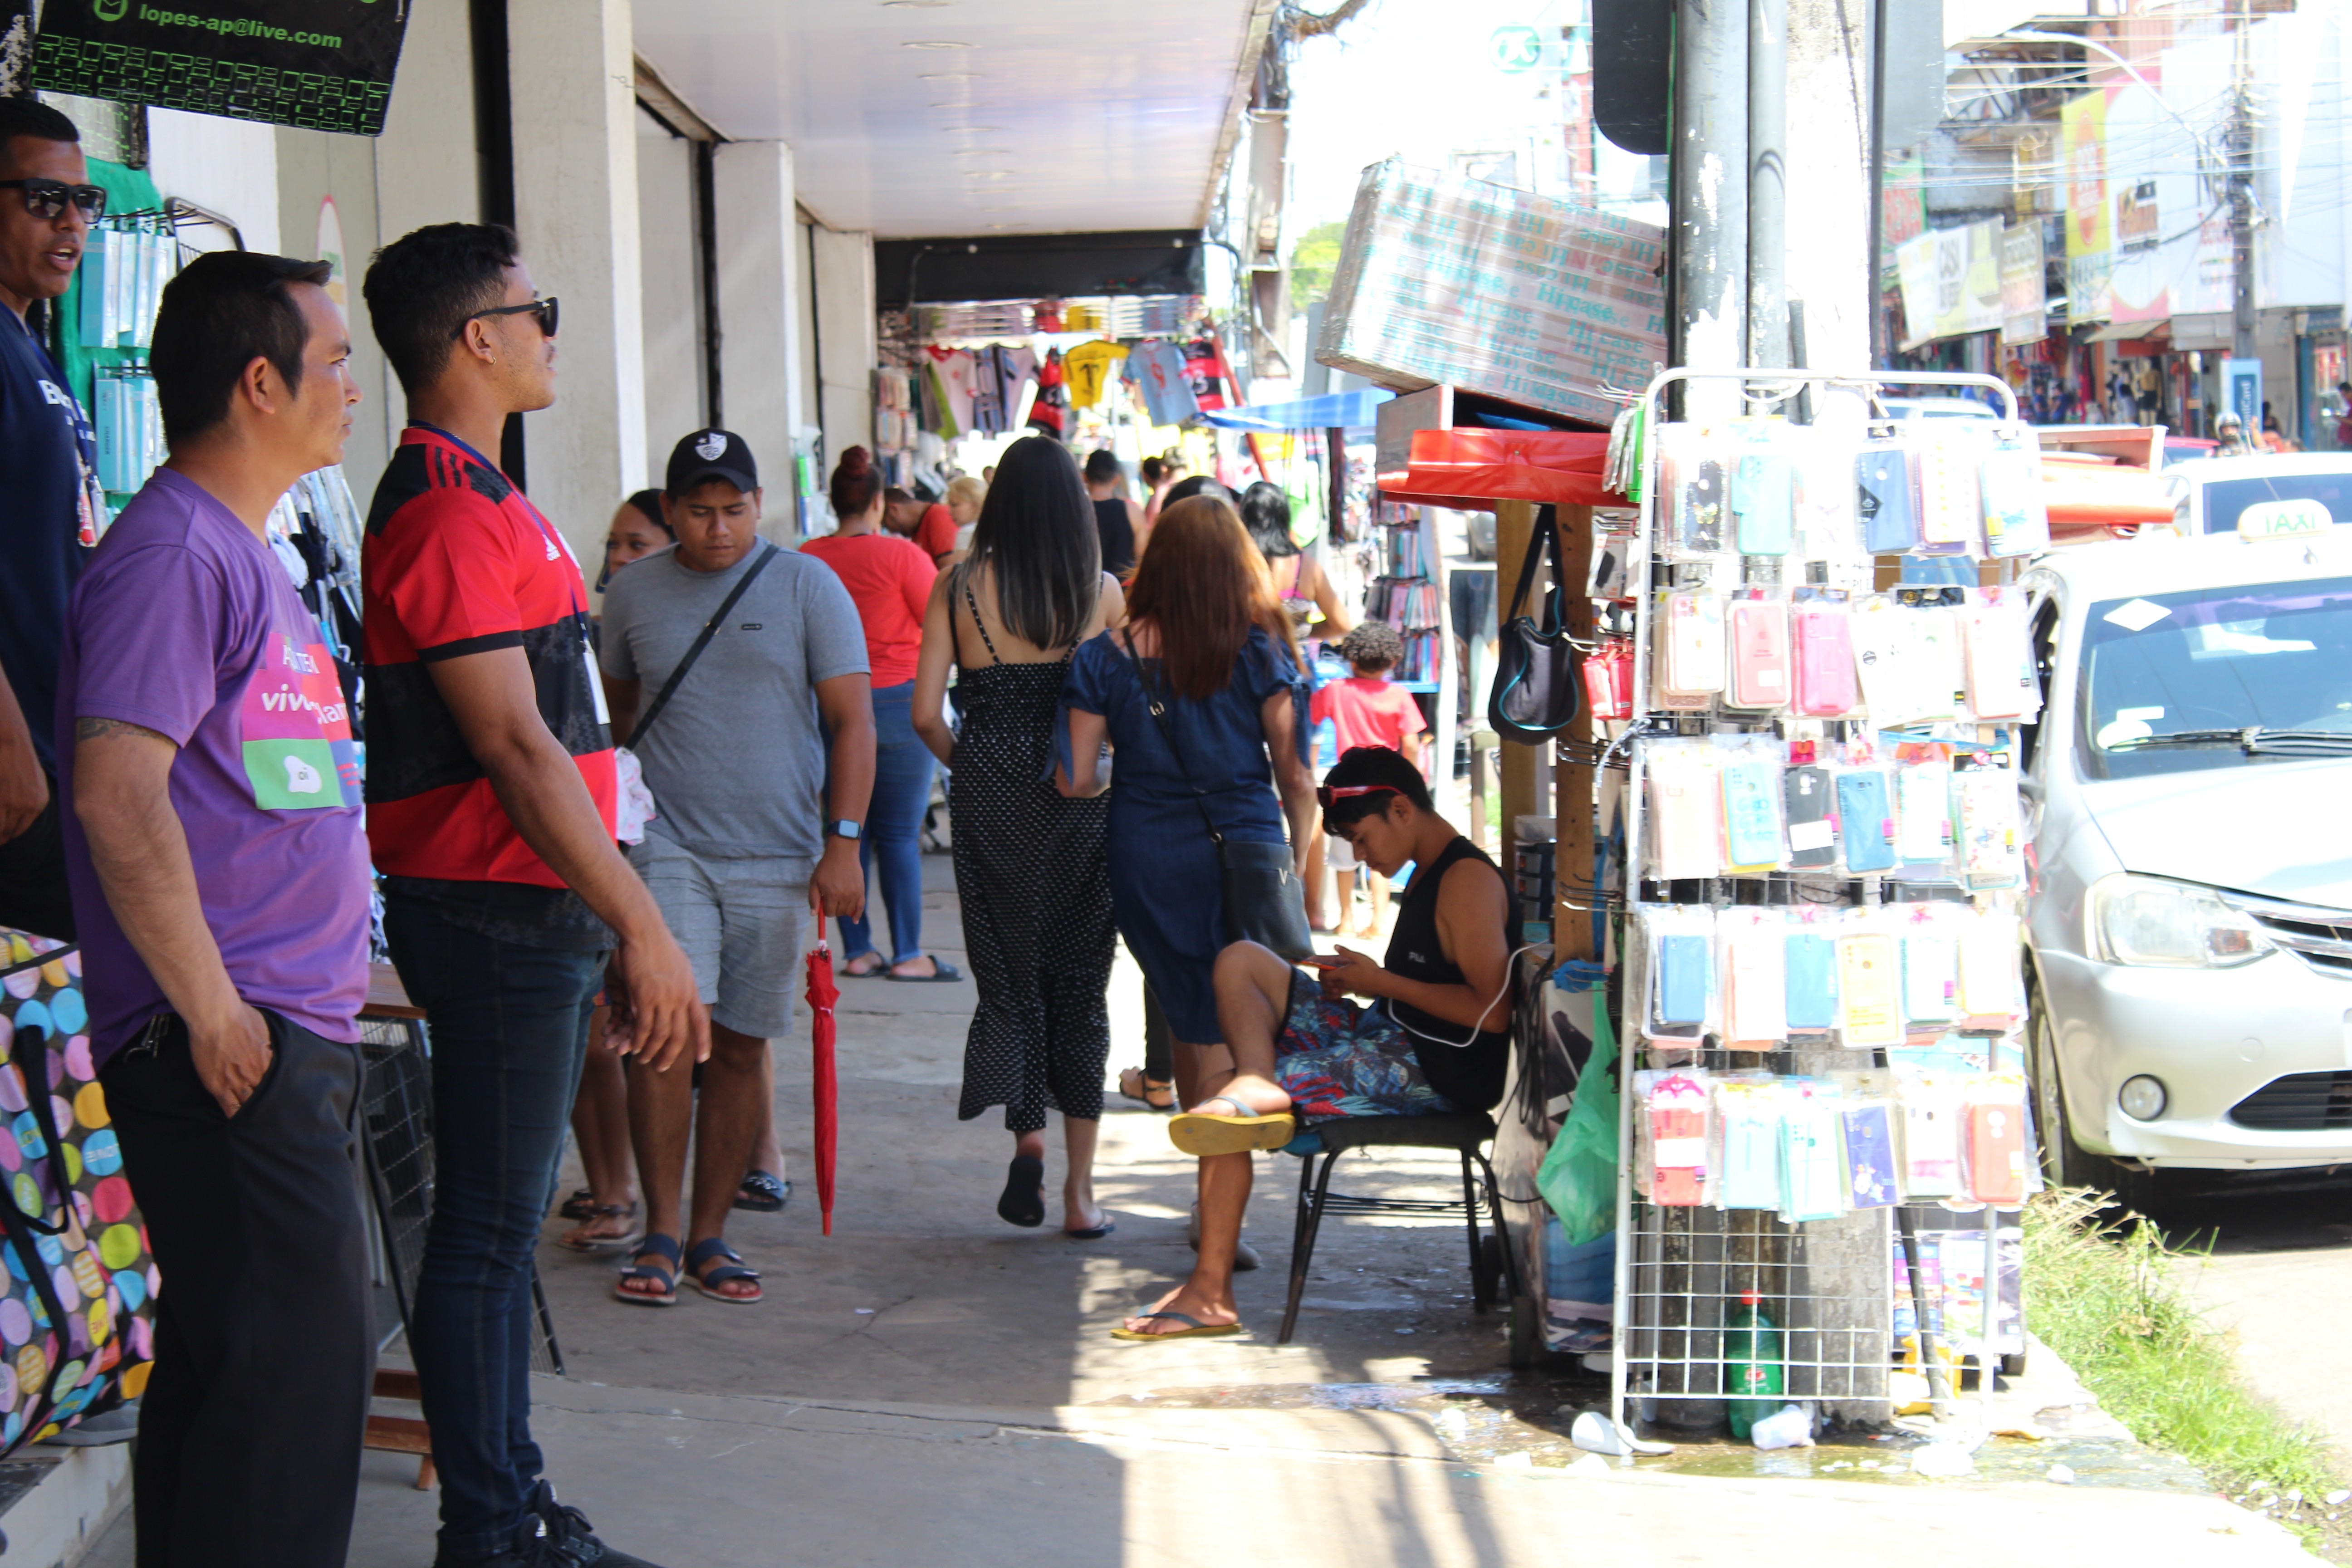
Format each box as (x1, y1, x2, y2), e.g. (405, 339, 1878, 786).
(804, 917, 840, 1236)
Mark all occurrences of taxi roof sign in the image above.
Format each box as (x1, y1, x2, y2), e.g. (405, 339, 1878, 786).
(2236, 498, 2335, 542)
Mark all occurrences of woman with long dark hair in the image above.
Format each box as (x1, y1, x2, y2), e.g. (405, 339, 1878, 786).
(1237, 480, 1351, 638)
(912, 436, 1126, 1235)
(1058, 497, 1319, 1323)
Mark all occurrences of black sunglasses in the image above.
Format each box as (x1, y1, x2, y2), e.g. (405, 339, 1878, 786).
(455, 296, 558, 340)
(0, 178, 107, 222)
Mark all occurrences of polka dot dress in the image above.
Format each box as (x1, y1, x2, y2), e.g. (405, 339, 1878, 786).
(949, 587, 1115, 1133)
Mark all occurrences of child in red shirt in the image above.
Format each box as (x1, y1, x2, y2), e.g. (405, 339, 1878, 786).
(1308, 622, 1429, 939)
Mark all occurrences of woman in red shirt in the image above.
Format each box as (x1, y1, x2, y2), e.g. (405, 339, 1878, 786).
(804, 450, 957, 980)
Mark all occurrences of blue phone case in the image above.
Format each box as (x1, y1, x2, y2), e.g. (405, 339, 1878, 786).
(1722, 761, 1782, 867)
(1836, 770, 1896, 872)
(1842, 1103, 1901, 1208)
(1780, 1098, 1846, 1221)
(1785, 933, 1840, 1029)
(1717, 1099, 1782, 1209)
(1657, 935, 1712, 1024)
(1733, 450, 1793, 555)
(1856, 448, 1919, 553)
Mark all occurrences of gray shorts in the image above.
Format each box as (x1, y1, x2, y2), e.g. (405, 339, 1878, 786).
(629, 833, 808, 1039)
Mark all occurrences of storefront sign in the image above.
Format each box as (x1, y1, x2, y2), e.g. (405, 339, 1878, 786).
(2061, 90, 2112, 322)
(1896, 220, 2004, 350)
(35, 1, 411, 137)
(2224, 357, 2263, 432)
(1999, 223, 2045, 345)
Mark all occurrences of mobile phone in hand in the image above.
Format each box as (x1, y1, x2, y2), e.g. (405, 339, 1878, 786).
(1298, 955, 1349, 971)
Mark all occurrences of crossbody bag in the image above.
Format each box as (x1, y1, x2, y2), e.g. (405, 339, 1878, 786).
(614, 542, 781, 844)
(1117, 631, 1313, 960)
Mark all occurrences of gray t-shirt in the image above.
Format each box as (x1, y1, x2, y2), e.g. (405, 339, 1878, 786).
(599, 542, 868, 869)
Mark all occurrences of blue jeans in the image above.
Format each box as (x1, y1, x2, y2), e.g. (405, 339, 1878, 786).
(839, 679, 936, 965)
(383, 896, 604, 1558)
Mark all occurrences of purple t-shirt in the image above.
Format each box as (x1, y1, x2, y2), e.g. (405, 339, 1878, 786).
(57, 468, 371, 1066)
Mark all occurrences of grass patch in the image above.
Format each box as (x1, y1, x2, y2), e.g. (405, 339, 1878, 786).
(2024, 1189, 2348, 1549)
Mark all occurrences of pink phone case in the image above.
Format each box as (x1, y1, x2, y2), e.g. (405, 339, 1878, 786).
(1792, 602, 1858, 716)
(1727, 598, 1790, 709)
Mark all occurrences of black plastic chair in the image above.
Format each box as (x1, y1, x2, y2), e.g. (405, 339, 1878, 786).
(1276, 1111, 1524, 1344)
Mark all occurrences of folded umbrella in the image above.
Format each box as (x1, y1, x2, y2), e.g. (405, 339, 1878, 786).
(804, 918, 840, 1236)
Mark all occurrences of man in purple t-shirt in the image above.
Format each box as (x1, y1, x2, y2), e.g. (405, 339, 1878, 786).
(59, 252, 372, 1566)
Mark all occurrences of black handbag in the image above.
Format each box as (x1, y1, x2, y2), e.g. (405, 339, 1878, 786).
(1489, 504, 1585, 741)
(1118, 632, 1315, 961)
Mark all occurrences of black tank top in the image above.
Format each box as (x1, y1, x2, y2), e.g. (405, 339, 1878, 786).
(1382, 835, 1518, 1112)
(1093, 497, 1136, 576)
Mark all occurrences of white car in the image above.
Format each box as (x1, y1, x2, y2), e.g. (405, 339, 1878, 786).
(2159, 453, 2352, 537)
(2018, 519, 2352, 1194)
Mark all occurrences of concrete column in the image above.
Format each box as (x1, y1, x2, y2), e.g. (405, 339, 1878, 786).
(507, 0, 646, 567)
(367, 0, 477, 456)
(810, 224, 877, 473)
(712, 140, 808, 541)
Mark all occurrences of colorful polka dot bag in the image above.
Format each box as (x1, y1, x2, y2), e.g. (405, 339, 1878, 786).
(0, 932, 153, 1453)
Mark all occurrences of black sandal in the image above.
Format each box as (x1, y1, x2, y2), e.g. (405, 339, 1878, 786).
(996, 1155, 1045, 1229)
(558, 1187, 597, 1222)
(734, 1171, 790, 1212)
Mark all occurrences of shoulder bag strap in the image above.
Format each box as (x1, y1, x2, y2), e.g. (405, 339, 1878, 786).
(1116, 630, 1225, 849)
(627, 542, 781, 747)
(1499, 507, 1552, 625)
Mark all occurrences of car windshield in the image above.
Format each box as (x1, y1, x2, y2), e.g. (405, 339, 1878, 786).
(2080, 574, 2352, 778)
(2198, 470, 2352, 533)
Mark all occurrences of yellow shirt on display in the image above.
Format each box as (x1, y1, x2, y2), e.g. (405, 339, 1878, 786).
(1063, 340, 1129, 408)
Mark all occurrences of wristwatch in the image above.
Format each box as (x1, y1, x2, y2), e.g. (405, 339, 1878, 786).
(828, 820, 863, 842)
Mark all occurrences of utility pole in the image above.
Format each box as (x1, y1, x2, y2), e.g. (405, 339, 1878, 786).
(2229, 0, 2256, 363)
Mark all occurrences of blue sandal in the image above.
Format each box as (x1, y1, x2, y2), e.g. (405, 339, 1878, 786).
(614, 1234, 681, 1307)
(684, 1237, 764, 1305)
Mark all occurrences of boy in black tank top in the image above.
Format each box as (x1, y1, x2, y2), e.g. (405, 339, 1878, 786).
(1117, 746, 1516, 1342)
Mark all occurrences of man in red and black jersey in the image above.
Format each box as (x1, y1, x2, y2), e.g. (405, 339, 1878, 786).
(361, 223, 693, 1568)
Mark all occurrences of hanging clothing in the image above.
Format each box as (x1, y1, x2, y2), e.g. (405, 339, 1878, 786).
(1181, 337, 1233, 413)
(1128, 340, 1200, 427)
(1027, 353, 1068, 438)
(928, 348, 978, 436)
(1063, 340, 1128, 408)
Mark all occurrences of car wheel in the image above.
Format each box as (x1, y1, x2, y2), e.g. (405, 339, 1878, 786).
(2027, 977, 2156, 1211)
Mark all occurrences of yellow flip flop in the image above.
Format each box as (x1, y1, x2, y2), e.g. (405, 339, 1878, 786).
(1169, 1097, 1297, 1157)
(1110, 1311, 1243, 1342)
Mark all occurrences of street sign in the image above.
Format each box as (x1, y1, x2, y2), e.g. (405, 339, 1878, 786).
(2223, 357, 2263, 432)
(35, 0, 412, 137)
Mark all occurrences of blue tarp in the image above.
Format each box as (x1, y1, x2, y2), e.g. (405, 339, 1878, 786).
(1198, 388, 1393, 432)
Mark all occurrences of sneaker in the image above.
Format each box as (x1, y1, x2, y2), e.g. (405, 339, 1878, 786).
(431, 1519, 565, 1568)
(530, 1480, 665, 1567)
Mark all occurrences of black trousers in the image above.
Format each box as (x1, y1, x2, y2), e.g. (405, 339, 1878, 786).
(99, 1010, 374, 1568)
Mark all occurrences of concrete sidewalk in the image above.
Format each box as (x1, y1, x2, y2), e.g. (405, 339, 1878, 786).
(74, 847, 2313, 1565)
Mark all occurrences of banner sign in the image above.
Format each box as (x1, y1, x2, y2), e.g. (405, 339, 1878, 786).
(1896, 220, 2004, 351)
(1999, 223, 2046, 345)
(35, 1, 412, 138)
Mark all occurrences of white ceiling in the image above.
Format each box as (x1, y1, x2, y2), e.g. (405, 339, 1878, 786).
(632, 0, 1269, 239)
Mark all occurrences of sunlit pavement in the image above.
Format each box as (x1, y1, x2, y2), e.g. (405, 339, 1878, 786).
(83, 847, 2318, 1565)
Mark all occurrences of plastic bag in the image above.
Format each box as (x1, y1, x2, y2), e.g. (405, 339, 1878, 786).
(1537, 1002, 1619, 1247)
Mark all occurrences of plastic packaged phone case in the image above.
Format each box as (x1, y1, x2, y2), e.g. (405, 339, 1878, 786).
(1660, 424, 1730, 556)
(1647, 1073, 1711, 1206)
(1856, 440, 1920, 554)
(1721, 755, 1787, 872)
(1834, 769, 1896, 873)
(1780, 1082, 1848, 1223)
(1643, 904, 1720, 1036)
(1721, 910, 1788, 1048)
(1645, 745, 1723, 880)
(1915, 429, 1982, 554)
(1791, 597, 1859, 716)
(1961, 588, 2040, 722)
(1954, 764, 2025, 890)
(1583, 640, 1634, 720)
(1895, 603, 1965, 724)
(1979, 425, 2051, 558)
(1661, 591, 1727, 695)
(1792, 426, 1859, 559)
(1837, 929, 1904, 1048)
(1897, 1078, 1962, 1200)
(1783, 765, 1838, 869)
(1841, 1098, 1902, 1209)
(1956, 908, 2023, 1027)
(1785, 931, 1841, 1029)
(1847, 595, 1914, 725)
(1894, 760, 1954, 867)
(1732, 442, 1794, 556)
(1963, 1078, 2029, 1205)
(1901, 928, 1959, 1026)
(1726, 596, 1791, 710)
(1715, 1079, 1784, 1210)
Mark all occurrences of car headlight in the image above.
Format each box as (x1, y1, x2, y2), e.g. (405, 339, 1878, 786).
(2088, 873, 2275, 968)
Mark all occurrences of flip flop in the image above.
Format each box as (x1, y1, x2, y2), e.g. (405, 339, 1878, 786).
(886, 957, 963, 982)
(1064, 1214, 1116, 1240)
(1169, 1096, 1297, 1157)
(1109, 1311, 1242, 1343)
(734, 1171, 790, 1212)
(996, 1155, 1046, 1228)
(558, 1187, 597, 1222)
(613, 1235, 681, 1307)
(683, 1238, 764, 1305)
(839, 954, 889, 979)
(555, 1202, 642, 1254)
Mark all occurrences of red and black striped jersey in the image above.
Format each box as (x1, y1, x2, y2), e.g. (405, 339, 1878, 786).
(360, 424, 616, 887)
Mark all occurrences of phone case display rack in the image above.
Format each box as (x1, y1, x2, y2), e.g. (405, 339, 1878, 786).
(1368, 497, 1447, 689)
(1609, 369, 2042, 1435)
(79, 213, 186, 508)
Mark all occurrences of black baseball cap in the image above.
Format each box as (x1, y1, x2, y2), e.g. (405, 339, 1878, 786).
(665, 428, 759, 497)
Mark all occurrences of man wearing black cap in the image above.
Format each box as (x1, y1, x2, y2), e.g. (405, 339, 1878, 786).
(598, 428, 874, 1308)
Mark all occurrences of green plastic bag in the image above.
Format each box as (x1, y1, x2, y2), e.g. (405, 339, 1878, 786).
(1536, 1001, 1620, 1247)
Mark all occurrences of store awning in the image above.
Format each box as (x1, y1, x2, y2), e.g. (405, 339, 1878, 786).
(1198, 388, 1393, 431)
(2083, 319, 2166, 344)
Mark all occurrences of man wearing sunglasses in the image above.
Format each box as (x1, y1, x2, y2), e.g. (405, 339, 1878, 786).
(0, 99, 106, 948)
(361, 223, 693, 1568)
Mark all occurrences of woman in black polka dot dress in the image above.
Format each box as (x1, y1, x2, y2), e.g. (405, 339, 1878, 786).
(912, 438, 1126, 1236)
